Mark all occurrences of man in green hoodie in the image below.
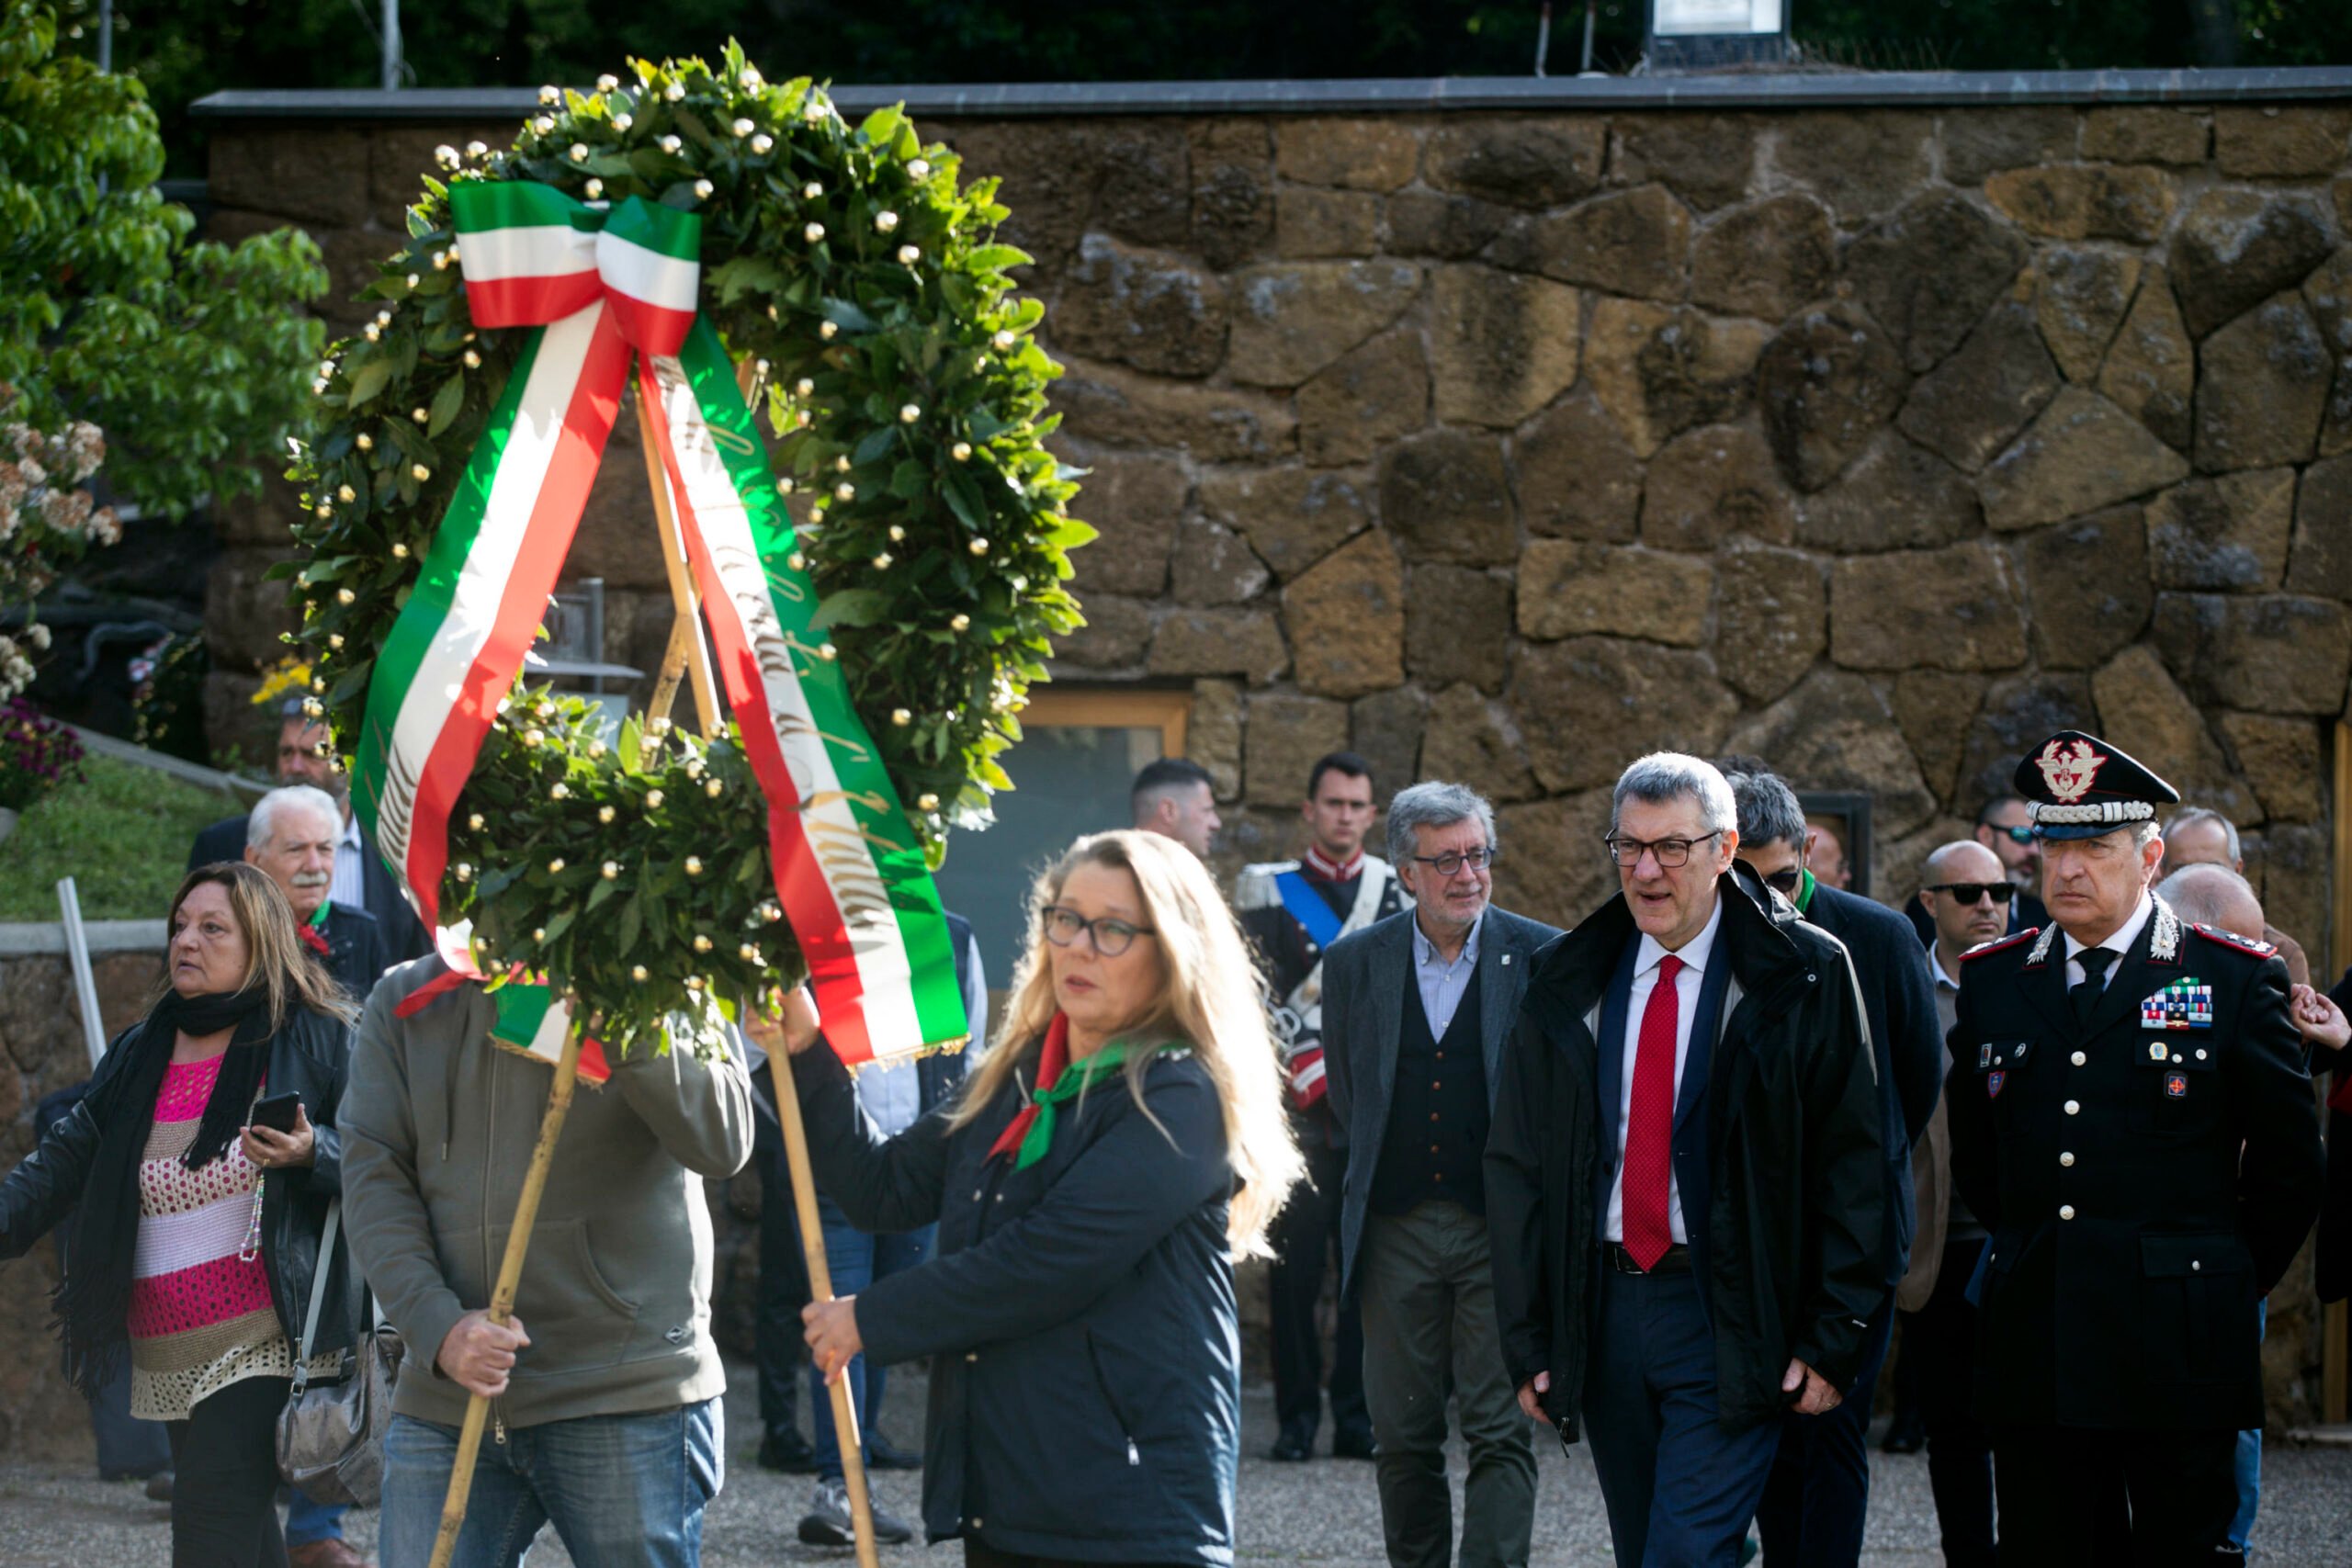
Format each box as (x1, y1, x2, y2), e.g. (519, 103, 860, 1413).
(343, 959, 757, 1568)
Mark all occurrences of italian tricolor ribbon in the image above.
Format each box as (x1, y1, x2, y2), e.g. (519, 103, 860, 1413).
(354, 180, 967, 1066)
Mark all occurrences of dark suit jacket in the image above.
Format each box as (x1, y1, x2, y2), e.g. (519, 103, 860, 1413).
(1322, 904, 1561, 1300)
(192, 812, 431, 965)
(1806, 883, 1943, 1290)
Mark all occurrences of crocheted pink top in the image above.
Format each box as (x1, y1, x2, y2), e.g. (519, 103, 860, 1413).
(127, 1055, 288, 1420)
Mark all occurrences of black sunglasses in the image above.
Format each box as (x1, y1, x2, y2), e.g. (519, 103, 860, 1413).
(1924, 882, 2017, 906)
(1763, 867, 1804, 896)
(1986, 825, 2036, 846)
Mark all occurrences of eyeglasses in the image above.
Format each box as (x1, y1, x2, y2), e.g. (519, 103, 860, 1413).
(1604, 830, 1722, 868)
(1985, 825, 2036, 846)
(1924, 882, 2017, 906)
(1763, 867, 1804, 897)
(1410, 847, 1497, 876)
(1041, 905, 1156, 957)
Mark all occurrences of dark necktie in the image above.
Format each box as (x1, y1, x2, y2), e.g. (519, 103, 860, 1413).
(2072, 946, 2116, 1026)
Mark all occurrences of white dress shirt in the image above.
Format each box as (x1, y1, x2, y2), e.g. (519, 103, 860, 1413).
(329, 808, 368, 911)
(2061, 890, 2153, 991)
(1410, 911, 1484, 1039)
(1605, 895, 1724, 1247)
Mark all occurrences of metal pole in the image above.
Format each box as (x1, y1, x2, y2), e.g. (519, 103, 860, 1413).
(96, 0, 112, 72)
(58, 878, 107, 1070)
(380, 0, 401, 91)
(1581, 0, 1600, 73)
(1534, 2, 1553, 76)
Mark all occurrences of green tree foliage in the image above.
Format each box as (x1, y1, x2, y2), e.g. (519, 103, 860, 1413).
(1, 0, 327, 516)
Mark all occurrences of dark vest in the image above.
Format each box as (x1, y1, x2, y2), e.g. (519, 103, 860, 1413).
(1370, 958, 1487, 1218)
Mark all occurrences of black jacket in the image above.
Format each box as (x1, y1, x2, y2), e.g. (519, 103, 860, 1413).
(0, 1007, 363, 1365)
(193, 813, 432, 967)
(1485, 866, 1886, 1440)
(793, 1037, 1240, 1566)
(1947, 899, 2324, 1430)
(1803, 883, 1943, 1289)
(317, 901, 391, 1006)
(2317, 967, 2352, 1304)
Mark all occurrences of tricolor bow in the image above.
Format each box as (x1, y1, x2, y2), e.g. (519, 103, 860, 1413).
(352, 180, 967, 1066)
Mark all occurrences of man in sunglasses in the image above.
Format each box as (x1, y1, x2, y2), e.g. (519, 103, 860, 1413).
(1723, 766, 1942, 1568)
(1945, 730, 2322, 1563)
(1973, 796, 2050, 930)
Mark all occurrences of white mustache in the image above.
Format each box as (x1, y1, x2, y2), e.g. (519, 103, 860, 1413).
(289, 872, 331, 889)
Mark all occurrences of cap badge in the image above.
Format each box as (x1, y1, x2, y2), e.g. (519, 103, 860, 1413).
(2036, 737, 2109, 803)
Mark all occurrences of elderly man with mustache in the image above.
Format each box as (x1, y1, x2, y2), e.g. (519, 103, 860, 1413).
(243, 784, 391, 1007)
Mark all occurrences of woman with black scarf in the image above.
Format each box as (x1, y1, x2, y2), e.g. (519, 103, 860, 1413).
(1, 862, 361, 1567)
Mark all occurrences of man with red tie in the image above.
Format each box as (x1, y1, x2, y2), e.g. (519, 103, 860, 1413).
(1487, 752, 1884, 1566)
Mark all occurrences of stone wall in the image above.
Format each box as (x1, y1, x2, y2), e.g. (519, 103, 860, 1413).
(187, 82, 2352, 1429)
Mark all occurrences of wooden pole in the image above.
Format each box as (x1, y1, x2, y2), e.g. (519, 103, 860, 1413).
(632, 378, 721, 739)
(774, 1038, 885, 1568)
(426, 1025, 588, 1568)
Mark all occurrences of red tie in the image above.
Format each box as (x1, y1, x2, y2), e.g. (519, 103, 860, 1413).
(1623, 953, 1683, 1270)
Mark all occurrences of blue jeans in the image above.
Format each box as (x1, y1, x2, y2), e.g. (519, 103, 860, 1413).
(807, 1191, 933, 1481)
(284, 1493, 346, 1547)
(2230, 1300, 2267, 1551)
(378, 1400, 722, 1568)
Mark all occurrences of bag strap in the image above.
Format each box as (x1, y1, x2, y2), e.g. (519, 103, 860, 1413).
(289, 1198, 340, 1397)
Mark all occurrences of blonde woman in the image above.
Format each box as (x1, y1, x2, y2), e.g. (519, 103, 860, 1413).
(0, 863, 360, 1568)
(763, 829, 1303, 1568)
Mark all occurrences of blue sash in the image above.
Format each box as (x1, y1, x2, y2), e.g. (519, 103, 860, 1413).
(1275, 870, 1346, 950)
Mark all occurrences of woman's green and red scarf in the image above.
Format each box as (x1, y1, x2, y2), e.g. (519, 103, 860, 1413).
(987, 1012, 1188, 1171)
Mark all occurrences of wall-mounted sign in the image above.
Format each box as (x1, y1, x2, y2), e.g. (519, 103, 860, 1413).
(1654, 0, 1784, 35)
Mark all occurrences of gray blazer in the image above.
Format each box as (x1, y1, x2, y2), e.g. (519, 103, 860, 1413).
(1322, 905, 1561, 1299)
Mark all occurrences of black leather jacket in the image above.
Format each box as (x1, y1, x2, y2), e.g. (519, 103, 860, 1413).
(0, 1006, 361, 1362)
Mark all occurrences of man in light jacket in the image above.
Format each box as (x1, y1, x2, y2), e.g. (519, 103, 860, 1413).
(343, 959, 756, 1568)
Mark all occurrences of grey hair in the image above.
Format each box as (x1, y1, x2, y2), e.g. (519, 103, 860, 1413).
(2166, 805, 2240, 863)
(1385, 780, 1498, 865)
(1721, 767, 1806, 850)
(248, 784, 342, 852)
(2155, 862, 2261, 931)
(1611, 752, 1736, 837)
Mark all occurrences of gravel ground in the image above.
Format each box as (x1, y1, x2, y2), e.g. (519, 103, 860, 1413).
(5, 1362, 2349, 1566)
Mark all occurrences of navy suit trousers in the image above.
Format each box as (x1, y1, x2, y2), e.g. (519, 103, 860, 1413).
(1753, 1293, 1894, 1568)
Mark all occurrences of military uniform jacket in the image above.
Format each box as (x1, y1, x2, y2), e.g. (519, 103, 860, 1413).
(1945, 896, 2324, 1432)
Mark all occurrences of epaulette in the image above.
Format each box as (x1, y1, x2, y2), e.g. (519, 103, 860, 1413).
(1230, 861, 1298, 912)
(1960, 927, 2040, 963)
(2190, 923, 2277, 958)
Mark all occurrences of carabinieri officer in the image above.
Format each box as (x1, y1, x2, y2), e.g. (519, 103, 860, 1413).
(1946, 730, 2323, 1564)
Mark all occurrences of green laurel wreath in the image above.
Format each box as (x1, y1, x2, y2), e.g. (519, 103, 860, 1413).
(277, 42, 1088, 1039)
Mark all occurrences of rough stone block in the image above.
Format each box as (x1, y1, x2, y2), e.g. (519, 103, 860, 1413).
(1941, 107, 2078, 185)
(1377, 429, 1515, 565)
(1276, 186, 1380, 258)
(1227, 260, 1423, 388)
(1297, 332, 1430, 467)
(1893, 671, 1989, 803)
(1242, 692, 1350, 806)
(211, 125, 374, 228)
(1830, 540, 2027, 672)
(1510, 639, 1739, 795)
(1273, 118, 1421, 191)
(1713, 543, 1827, 706)
(1406, 566, 1512, 693)
(1420, 684, 1540, 803)
(1756, 303, 1908, 491)
(1588, 299, 1771, 458)
(1487, 186, 1690, 302)
(1794, 432, 1982, 553)
(1846, 190, 2032, 371)
(1191, 119, 1274, 271)
(1054, 593, 1154, 670)
(2097, 265, 2196, 451)
(1060, 444, 1186, 595)
(1976, 387, 2190, 532)
(1197, 465, 1373, 581)
(1639, 424, 1793, 551)
(1769, 112, 1934, 227)
(2202, 596, 2352, 716)
(2146, 468, 2295, 590)
(1055, 355, 1297, 462)
(1170, 516, 1272, 605)
(1513, 390, 1643, 542)
(2219, 713, 2324, 824)
(2193, 292, 2331, 473)
(2079, 107, 2210, 167)
(1690, 194, 1836, 322)
(1517, 541, 1712, 648)
(1190, 679, 1245, 799)
(1428, 265, 1581, 428)
(1423, 118, 1605, 209)
(2090, 644, 2254, 822)
(205, 546, 300, 671)
(1493, 789, 1620, 931)
(2214, 107, 2352, 179)
(1148, 607, 1289, 685)
(2288, 452, 2352, 599)
(1956, 671, 2097, 808)
(1983, 164, 2177, 245)
(1725, 669, 1939, 837)
(1386, 191, 1510, 259)
(2036, 246, 2142, 384)
(213, 474, 304, 548)
(1282, 533, 1406, 701)
(1350, 685, 1428, 801)
(1609, 114, 1760, 212)
(1050, 234, 1230, 378)
(2018, 505, 2153, 670)
(1897, 301, 2063, 474)
(2170, 189, 2333, 340)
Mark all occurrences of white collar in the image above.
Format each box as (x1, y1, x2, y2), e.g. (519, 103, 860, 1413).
(1636, 891, 1724, 979)
(1412, 908, 1483, 968)
(1931, 949, 1962, 991)
(2063, 889, 2154, 964)
(338, 810, 362, 849)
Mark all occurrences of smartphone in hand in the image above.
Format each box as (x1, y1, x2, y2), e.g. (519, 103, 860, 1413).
(248, 1091, 302, 1134)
